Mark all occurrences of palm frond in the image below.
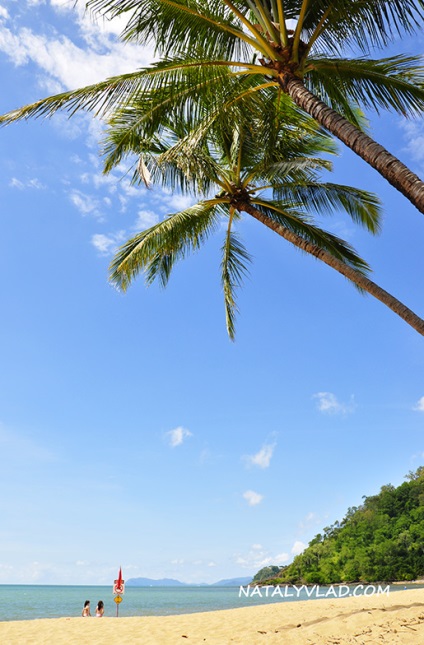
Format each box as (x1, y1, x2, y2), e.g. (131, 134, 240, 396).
(87, 0, 260, 59)
(109, 200, 223, 290)
(307, 55, 424, 117)
(0, 69, 149, 123)
(221, 223, 252, 339)
(252, 156, 333, 186)
(101, 71, 320, 184)
(302, 0, 424, 55)
(0, 57, 254, 125)
(271, 182, 382, 233)
(248, 199, 371, 274)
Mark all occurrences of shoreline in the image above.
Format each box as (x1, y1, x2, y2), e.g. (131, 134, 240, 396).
(0, 588, 423, 643)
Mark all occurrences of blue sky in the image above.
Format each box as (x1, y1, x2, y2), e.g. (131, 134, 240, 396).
(0, 1, 423, 586)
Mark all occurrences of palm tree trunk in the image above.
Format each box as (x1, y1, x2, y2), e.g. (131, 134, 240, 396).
(280, 75, 424, 215)
(241, 201, 424, 335)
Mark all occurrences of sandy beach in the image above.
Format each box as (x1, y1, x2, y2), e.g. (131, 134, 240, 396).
(0, 588, 423, 644)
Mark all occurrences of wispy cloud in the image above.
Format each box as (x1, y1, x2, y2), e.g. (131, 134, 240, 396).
(291, 540, 306, 556)
(413, 396, 424, 412)
(243, 443, 276, 469)
(400, 121, 424, 166)
(9, 177, 45, 190)
(0, 3, 155, 92)
(313, 392, 356, 415)
(91, 231, 126, 256)
(69, 189, 103, 218)
(234, 544, 289, 570)
(163, 193, 195, 212)
(166, 426, 192, 448)
(243, 490, 264, 506)
(133, 209, 159, 230)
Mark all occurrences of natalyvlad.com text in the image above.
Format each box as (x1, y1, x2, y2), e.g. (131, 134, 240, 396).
(239, 584, 391, 599)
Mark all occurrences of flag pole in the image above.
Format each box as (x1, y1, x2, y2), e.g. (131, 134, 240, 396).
(113, 566, 124, 617)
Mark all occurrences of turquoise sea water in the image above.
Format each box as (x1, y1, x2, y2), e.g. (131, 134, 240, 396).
(0, 584, 420, 622)
(1, 585, 262, 621)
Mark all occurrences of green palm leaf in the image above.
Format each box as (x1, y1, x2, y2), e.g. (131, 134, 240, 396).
(110, 200, 223, 290)
(307, 55, 424, 117)
(248, 199, 371, 274)
(87, 0, 261, 57)
(221, 223, 252, 340)
(270, 182, 382, 234)
(302, 0, 424, 54)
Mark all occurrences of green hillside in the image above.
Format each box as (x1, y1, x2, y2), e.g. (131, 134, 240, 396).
(263, 468, 424, 585)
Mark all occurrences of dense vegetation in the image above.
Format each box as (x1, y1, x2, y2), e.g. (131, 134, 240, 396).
(252, 566, 282, 584)
(262, 468, 424, 585)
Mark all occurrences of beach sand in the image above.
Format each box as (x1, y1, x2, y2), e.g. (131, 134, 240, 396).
(1, 588, 423, 644)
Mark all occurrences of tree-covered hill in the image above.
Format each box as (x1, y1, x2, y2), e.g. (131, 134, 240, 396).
(263, 468, 424, 585)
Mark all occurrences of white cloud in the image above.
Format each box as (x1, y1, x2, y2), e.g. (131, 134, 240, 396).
(291, 541, 306, 556)
(413, 396, 424, 412)
(235, 555, 270, 568)
(91, 231, 126, 256)
(92, 173, 119, 192)
(313, 391, 356, 415)
(9, 177, 45, 190)
(121, 181, 142, 198)
(157, 187, 196, 212)
(51, 112, 93, 141)
(244, 443, 275, 469)
(0, 4, 155, 92)
(164, 193, 195, 212)
(28, 178, 45, 189)
(133, 209, 159, 230)
(69, 190, 102, 218)
(400, 121, 424, 164)
(234, 545, 288, 570)
(166, 426, 192, 448)
(243, 490, 263, 506)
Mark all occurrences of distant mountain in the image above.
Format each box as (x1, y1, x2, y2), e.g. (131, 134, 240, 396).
(126, 577, 188, 587)
(126, 576, 253, 587)
(212, 577, 253, 586)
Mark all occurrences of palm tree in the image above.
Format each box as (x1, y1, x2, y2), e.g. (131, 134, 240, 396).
(2, 1, 424, 212)
(106, 109, 424, 337)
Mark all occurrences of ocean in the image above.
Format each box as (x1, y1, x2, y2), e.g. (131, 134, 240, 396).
(0, 583, 419, 622)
